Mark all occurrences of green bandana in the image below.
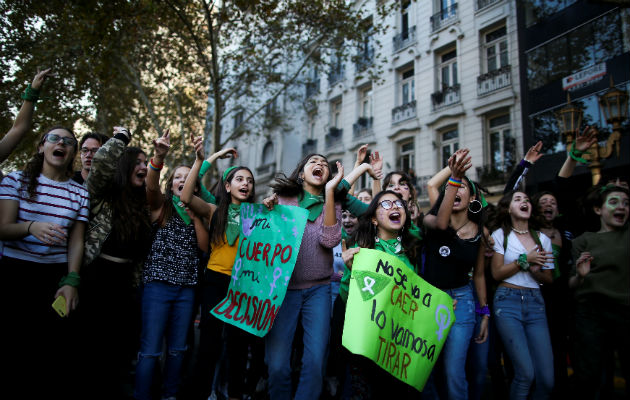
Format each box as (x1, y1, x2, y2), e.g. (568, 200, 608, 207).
(226, 203, 241, 245)
(298, 191, 324, 222)
(172, 195, 192, 225)
(375, 238, 414, 272)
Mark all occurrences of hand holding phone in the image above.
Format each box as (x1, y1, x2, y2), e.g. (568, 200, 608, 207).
(52, 296, 67, 318)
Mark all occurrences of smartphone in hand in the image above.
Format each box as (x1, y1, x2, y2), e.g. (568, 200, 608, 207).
(52, 296, 67, 318)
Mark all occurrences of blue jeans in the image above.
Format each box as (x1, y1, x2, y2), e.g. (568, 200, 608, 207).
(494, 286, 554, 400)
(467, 292, 490, 400)
(265, 284, 331, 400)
(134, 281, 196, 400)
(441, 283, 476, 400)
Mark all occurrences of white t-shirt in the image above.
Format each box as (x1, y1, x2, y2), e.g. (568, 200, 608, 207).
(491, 228, 554, 289)
(0, 171, 90, 263)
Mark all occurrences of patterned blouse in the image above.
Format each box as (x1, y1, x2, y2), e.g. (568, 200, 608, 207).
(142, 214, 199, 286)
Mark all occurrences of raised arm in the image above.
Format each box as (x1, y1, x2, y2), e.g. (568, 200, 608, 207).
(423, 149, 471, 230)
(0, 69, 54, 163)
(503, 141, 543, 193)
(86, 127, 131, 197)
(180, 134, 216, 221)
(427, 165, 451, 207)
(370, 151, 383, 196)
(558, 126, 597, 178)
(325, 161, 344, 227)
(146, 129, 170, 212)
(349, 144, 368, 195)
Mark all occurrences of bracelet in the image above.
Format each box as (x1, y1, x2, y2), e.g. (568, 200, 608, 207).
(475, 303, 490, 317)
(517, 253, 530, 271)
(519, 159, 532, 168)
(447, 177, 462, 187)
(27, 221, 34, 235)
(149, 158, 163, 171)
(20, 84, 40, 102)
(569, 142, 589, 164)
(58, 271, 81, 288)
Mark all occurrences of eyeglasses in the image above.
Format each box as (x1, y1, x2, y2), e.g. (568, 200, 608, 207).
(46, 133, 77, 147)
(80, 147, 100, 155)
(378, 199, 404, 210)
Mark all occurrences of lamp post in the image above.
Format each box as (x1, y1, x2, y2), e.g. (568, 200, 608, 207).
(557, 81, 628, 185)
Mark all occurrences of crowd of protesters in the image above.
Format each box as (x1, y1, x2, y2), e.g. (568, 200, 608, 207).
(0, 72, 628, 400)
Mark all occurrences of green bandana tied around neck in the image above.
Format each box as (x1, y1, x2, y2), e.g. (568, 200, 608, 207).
(298, 191, 324, 222)
(375, 238, 414, 272)
(172, 195, 192, 225)
(226, 203, 241, 246)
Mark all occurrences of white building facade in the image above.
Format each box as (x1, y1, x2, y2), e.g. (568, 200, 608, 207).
(223, 0, 523, 205)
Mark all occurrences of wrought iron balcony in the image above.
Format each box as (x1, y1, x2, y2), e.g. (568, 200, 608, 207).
(477, 65, 511, 96)
(256, 162, 276, 177)
(325, 127, 343, 149)
(476, 0, 502, 11)
(393, 25, 417, 53)
(328, 64, 345, 87)
(476, 164, 513, 188)
(430, 4, 458, 33)
(355, 47, 375, 72)
(431, 85, 461, 111)
(305, 78, 320, 98)
(353, 117, 374, 138)
(391, 100, 417, 124)
(302, 139, 317, 156)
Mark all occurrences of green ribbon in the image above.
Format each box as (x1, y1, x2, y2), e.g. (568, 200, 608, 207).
(21, 84, 40, 102)
(298, 191, 324, 222)
(375, 238, 414, 272)
(226, 203, 241, 245)
(569, 142, 589, 164)
(58, 271, 81, 288)
(172, 195, 192, 225)
(469, 181, 488, 208)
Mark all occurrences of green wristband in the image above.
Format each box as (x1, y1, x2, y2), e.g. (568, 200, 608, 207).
(569, 142, 589, 164)
(21, 84, 40, 103)
(517, 253, 530, 271)
(59, 271, 81, 288)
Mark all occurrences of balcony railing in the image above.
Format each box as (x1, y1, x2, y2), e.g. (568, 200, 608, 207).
(430, 4, 458, 33)
(476, 164, 513, 188)
(477, 65, 511, 96)
(353, 117, 374, 139)
(355, 47, 375, 72)
(305, 78, 320, 98)
(391, 100, 417, 124)
(328, 64, 345, 87)
(325, 128, 343, 149)
(431, 85, 461, 111)
(476, 0, 502, 11)
(393, 25, 417, 53)
(256, 162, 276, 177)
(302, 139, 317, 156)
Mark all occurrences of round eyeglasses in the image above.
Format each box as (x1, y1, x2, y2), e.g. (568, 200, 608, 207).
(80, 147, 100, 155)
(45, 133, 77, 147)
(378, 199, 404, 210)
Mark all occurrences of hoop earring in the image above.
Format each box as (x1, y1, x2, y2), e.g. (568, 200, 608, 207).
(468, 199, 482, 214)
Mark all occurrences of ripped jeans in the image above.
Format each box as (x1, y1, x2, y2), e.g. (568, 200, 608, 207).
(134, 281, 196, 400)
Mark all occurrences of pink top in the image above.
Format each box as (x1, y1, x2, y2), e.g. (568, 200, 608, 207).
(278, 195, 342, 290)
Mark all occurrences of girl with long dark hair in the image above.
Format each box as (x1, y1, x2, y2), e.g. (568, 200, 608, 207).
(179, 135, 258, 400)
(421, 149, 489, 400)
(339, 190, 421, 398)
(489, 190, 555, 399)
(77, 126, 153, 398)
(1, 124, 88, 397)
(262, 153, 344, 400)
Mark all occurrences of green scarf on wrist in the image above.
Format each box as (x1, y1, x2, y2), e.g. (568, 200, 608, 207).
(298, 191, 324, 222)
(226, 203, 241, 245)
(172, 195, 192, 225)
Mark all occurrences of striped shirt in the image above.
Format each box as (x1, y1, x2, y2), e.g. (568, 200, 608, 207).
(0, 171, 90, 263)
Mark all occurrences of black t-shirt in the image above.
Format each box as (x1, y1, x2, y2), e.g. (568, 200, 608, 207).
(72, 170, 84, 185)
(422, 227, 481, 290)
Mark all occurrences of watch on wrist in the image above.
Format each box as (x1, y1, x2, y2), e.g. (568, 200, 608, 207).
(517, 253, 530, 271)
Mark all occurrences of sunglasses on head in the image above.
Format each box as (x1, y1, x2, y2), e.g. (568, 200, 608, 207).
(46, 133, 77, 147)
(378, 199, 404, 210)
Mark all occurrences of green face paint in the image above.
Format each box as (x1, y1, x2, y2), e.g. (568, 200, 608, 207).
(605, 194, 629, 211)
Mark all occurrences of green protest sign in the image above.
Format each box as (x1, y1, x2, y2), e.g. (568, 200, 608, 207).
(212, 203, 308, 337)
(342, 248, 455, 392)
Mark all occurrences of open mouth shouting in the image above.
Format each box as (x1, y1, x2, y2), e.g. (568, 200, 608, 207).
(389, 211, 402, 224)
(612, 210, 628, 224)
(238, 186, 250, 197)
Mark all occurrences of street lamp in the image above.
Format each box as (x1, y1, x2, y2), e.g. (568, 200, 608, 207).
(557, 80, 628, 185)
(557, 92, 583, 148)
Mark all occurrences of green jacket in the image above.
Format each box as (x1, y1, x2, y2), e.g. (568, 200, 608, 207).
(82, 135, 128, 266)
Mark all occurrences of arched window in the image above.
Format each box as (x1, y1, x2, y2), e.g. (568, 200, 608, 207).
(262, 141, 274, 165)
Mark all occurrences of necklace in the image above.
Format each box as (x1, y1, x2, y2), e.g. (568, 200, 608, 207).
(512, 227, 529, 235)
